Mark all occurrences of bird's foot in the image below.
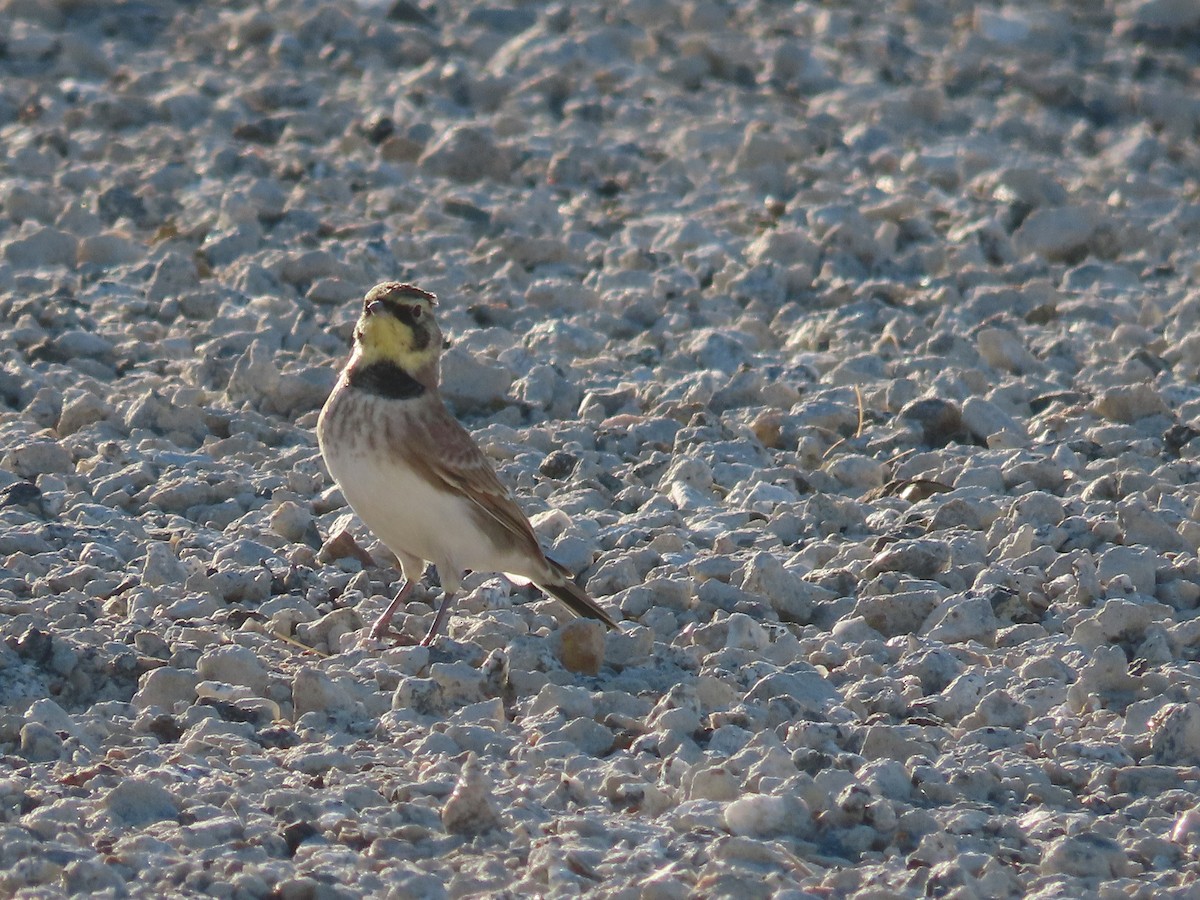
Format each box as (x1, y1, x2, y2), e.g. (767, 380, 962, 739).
(357, 626, 421, 649)
(350, 619, 422, 648)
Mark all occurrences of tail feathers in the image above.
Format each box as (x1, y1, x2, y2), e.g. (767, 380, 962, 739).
(538, 560, 619, 630)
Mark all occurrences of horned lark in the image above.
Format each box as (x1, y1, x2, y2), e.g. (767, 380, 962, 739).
(317, 281, 619, 645)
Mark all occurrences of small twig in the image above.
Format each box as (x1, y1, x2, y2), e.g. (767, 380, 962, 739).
(272, 630, 330, 658)
(854, 384, 865, 438)
(822, 385, 867, 460)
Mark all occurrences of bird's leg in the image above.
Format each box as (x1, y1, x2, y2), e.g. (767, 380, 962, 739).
(420, 591, 457, 646)
(369, 577, 415, 640)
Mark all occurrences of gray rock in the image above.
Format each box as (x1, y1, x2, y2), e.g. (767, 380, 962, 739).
(854, 589, 943, 637)
(197, 645, 270, 695)
(294, 607, 363, 652)
(993, 168, 1068, 207)
(126, 391, 208, 443)
(104, 779, 181, 826)
(307, 277, 360, 305)
(922, 593, 999, 645)
(1094, 383, 1169, 423)
(1013, 206, 1097, 261)
(961, 396, 1027, 446)
(2, 440, 72, 478)
(959, 689, 1030, 729)
(724, 794, 809, 839)
(201, 222, 262, 267)
(292, 666, 355, 719)
(133, 666, 200, 710)
(419, 126, 511, 183)
(277, 250, 352, 286)
(918, 670, 986, 722)
(865, 540, 950, 580)
(147, 252, 200, 303)
(1066, 645, 1141, 712)
(141, 542, 189, 587)
(442, 752, 503, 834)
(57, 389, 112, 435)
(440, 346, 514, 412)
(1118, 498, 1188, 553)
(824, 454, 885, 491)
(1120, 0, 1200, 30)
(4, 227, 78, 268)
(77, 231, 144, 266)
(1040, 833, 1130, 878)
(200, 566, 272, 602)
(683, 329, 750, 374)
(1069, 597, 1169, 649)
(19, 722, 63, 762)
(54, 329, 115, 361)
(745, 668, 840, 719)
(270, 500, 313, 542)
(975, 327, 1038, 375)
(554, 717, 615, 756)
(605, 624, 654, 669)
(5, 185, 58, 224)
(740, 552, 821, 623)
(1096, 545, 1159, 595)
(178, 289, 223, 319)
(1149, 702, 1200, 765)
(899, 397, 965, 446)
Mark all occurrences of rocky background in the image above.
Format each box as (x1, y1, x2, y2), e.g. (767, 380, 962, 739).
(2, 0, 1200, 896)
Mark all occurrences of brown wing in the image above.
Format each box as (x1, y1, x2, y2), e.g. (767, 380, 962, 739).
(400, 401, 546, 559)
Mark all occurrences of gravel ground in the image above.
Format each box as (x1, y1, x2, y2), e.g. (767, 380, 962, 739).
(3, 0, 1200, 897)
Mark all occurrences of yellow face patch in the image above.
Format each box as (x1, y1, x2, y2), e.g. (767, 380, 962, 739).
(352, 285, 441, 374)
(354, 310, 437, 373)
(349, 281, 442, 373)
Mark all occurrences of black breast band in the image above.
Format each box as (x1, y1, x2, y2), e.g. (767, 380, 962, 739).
(348, 361, 426, 399)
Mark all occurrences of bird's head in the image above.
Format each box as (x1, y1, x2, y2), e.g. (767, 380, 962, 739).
(352, 281, 443, 373)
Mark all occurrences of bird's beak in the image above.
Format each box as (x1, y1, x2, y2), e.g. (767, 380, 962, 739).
(365, 300, 385, 317)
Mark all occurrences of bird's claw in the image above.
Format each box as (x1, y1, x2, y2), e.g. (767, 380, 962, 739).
(356, 624, 420, 649)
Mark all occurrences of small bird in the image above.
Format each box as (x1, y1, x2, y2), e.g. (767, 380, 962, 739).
(317, 281, 619, 645)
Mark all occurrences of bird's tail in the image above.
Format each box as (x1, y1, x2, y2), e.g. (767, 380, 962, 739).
(537, 559, 620, 630)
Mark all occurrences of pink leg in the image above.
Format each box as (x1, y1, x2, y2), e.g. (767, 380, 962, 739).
(369, 578, 414, 640)
(419, 592, 457, 646)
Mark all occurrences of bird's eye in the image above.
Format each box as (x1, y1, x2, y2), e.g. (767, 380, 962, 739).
(409, 305, 422, 319)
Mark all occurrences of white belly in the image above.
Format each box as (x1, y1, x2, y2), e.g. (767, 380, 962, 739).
(322, 442, 534, 585)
